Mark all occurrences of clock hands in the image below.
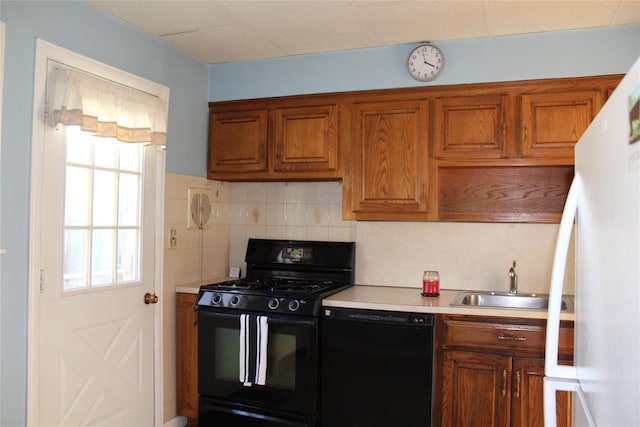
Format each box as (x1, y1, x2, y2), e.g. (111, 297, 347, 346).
(421, 49, 436, 68)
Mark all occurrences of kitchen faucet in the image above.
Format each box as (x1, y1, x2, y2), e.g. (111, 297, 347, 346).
(508, 260, 518, 294)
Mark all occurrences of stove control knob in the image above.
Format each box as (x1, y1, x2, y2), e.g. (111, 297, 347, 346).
(268, 298, 280, 310)
(267, 298, 280, 310)
(230, 295, 240, 306)
(212, 293, 223, 305)
(288, 300, 300, 312)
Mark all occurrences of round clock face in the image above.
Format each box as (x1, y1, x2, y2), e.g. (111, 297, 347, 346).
(407, 44, 445, 82)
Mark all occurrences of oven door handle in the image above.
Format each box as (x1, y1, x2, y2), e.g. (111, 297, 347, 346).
(199, 310, 317, 327)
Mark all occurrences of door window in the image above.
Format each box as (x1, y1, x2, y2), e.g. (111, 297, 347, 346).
(62, 126, 144, 290)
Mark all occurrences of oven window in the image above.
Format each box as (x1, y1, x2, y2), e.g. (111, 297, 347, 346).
(215, 328, 239, 382)
(268, 334, 296, 390)
(214, 327, 297, 390)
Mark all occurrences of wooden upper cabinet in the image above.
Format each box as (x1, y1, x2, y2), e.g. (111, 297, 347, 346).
(271, 103, 338, 173)
(433, 94, 512, 160)
(520, 90, 599, 160)
(351, 98, 430, 218)
(208, 107, 268, 173)
(208, 97, 341, 180)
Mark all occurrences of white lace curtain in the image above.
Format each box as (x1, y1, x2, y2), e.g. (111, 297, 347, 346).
(51, 68, 168, 146)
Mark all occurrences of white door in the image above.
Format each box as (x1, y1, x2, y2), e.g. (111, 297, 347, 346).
(28, 41, 166, 427)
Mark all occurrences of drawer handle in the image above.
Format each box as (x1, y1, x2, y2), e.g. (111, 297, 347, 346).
(498, 334, 526, 342)
(502, 370, 507, 397)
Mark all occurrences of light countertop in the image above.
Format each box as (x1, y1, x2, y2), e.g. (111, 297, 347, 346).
(176, 282, 574, 321)
(324, 285, 575, 321)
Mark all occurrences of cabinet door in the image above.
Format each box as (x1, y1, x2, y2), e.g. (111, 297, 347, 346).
(433, 94, 511, 159)
(441, 350, 511, 427)
(511, 358, 571, 427)
(351, 99, 429, 216)
(520, 91, 598, 159)
(272, 103, 338, 173)
(176, 293, 199, 423)
(208, 108, 268, 173)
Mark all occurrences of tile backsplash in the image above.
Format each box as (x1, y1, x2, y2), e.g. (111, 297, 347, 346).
(228, 181, 356, 273)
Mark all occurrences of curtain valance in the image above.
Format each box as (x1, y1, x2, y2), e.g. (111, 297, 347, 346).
(52, 68, 168, 146)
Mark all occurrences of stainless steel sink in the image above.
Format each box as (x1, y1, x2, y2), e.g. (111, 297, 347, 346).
(450, 291, 574, 311)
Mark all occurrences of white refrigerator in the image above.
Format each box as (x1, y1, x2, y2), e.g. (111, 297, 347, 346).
(545, 56, 640, 426)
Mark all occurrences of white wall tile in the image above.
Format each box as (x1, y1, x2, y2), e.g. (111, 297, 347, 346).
(285, 226, 308, 240)
(229, 224, 247, 246)
(229, 203, 248, 225)
(267, 182, 287, 203)
(266, 225, 286, 238)
(307, 226, 330, 241)
(247, 203, 267, 225)
(247, 182, 268, 203)
(308, 204, 329, 226)
(307, 182, 331, 203)
(230, 182, 248, 203)
(285, 203, 307, 226)
(285, 182, 308, 203)
(266, 203, 287, 226)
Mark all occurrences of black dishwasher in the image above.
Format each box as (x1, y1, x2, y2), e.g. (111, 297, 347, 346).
(320, 307, 434, 427)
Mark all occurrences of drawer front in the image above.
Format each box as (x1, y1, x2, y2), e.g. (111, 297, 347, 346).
(442, 317, 573, 357)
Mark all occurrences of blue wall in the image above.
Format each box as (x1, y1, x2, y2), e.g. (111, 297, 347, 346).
(210, 24, 640, 101)
(0, 2, 208, 425)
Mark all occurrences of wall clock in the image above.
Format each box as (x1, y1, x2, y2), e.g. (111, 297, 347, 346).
(407, 44, 445, 82)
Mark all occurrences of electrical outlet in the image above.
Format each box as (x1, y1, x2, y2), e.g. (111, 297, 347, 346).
(169, 228, 178, 248)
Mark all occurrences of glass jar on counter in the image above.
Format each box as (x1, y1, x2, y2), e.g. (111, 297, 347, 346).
(422, 270, 440, 297)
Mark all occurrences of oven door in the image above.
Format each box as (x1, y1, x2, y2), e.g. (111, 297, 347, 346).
(198, 309, 319, 415)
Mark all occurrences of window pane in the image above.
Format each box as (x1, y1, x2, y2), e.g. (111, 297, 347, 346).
(65, 166, 91, 226)
(93, 170, 117, 226)
(119, 173, 140, 226)
(120, 142, 142, 172)
(66, 127, 92, 165)
(93, 137, 118, 168)
(92, 229, 114, 286)
(64, 229, 88, 290)
(62, 127, 144, 292)
(118, 229, 139, 282)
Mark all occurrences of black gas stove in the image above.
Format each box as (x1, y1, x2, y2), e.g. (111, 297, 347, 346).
(197, 238, 355, 316)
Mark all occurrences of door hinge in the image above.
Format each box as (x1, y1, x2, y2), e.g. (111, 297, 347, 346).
(40, 269, 45, 293)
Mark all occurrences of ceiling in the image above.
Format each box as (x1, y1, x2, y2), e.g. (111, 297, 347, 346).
(86, 1, 640, 64)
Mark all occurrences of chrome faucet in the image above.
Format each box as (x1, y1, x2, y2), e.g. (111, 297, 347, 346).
(508, 260, 518, 294)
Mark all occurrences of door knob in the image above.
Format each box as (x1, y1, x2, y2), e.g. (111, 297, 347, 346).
(144, 292, 159, 304)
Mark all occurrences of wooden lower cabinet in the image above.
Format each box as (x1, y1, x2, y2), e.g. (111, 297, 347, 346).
(435, 315, 573, 427)
(176, 293, 199, 426)
(511, 358, 571, 427)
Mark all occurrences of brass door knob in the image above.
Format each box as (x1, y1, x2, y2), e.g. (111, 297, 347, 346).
(144, 292, 159, 304)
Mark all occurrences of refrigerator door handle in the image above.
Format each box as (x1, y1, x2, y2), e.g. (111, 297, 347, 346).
(545, 175, 579, 380)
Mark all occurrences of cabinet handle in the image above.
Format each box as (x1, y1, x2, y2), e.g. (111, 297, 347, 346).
(502, 370, 507, 397)
(515, 371, 521, 398)
(522, 122, 529, 147)
(501, 122, 507, 149)
(498, 334, 526, 341)
(420, 180, 426, 202)
(193, 306, 198, 328)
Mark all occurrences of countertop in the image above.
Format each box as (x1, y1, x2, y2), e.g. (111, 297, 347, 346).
(176, 282, 574, 321)
(323, 285, 574, 321)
